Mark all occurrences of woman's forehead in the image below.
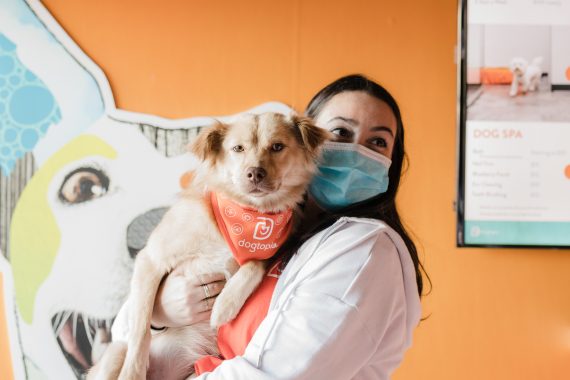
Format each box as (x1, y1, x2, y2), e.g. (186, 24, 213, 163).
(318, 91, 397, 133)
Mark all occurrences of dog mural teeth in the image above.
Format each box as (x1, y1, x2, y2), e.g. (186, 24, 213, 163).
(51, 312, 115, 377)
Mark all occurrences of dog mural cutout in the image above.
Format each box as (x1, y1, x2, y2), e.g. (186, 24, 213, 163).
(0, 0, 291, 379)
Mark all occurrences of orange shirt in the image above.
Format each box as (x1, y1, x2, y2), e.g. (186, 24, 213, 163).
(194, 261, 282, 375)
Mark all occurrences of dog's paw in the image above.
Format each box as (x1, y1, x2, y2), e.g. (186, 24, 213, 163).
(210, 292, 242, 328)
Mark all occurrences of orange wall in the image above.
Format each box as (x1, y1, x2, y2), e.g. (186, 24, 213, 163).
(4, 0, 568, 379)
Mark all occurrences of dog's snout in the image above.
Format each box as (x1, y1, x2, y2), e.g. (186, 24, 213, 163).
(246, 167, 267, 185)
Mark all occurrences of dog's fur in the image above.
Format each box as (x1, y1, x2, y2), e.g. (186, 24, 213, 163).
(88, 112, 330, 380)
(509, 56, 543, 97)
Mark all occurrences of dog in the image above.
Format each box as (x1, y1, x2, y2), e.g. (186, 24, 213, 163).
(509, 56, 543, 97)
(87, 112, 330, 380)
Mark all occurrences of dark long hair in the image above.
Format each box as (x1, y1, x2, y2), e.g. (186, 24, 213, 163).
(279, 74, 428, 297)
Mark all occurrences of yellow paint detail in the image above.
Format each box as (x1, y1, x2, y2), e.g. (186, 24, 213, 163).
(10, 135, 116, 324)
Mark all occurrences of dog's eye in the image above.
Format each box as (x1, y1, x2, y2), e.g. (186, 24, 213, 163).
(59, 168, 109, 204)
(271, 143, 285, 152)
(232, 145, 244, 152)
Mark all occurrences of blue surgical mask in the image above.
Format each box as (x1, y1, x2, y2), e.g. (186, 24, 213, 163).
(309, 142, 391, 211)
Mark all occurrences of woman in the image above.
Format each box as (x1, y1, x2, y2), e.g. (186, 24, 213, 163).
(142, 74, 426, 379)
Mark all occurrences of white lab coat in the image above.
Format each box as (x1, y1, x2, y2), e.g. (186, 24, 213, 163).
(113, 217, 421, 379)
(195, 217, 422, 379)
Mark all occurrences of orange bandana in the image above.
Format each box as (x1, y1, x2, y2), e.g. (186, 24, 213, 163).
(210, 192, 293, 265)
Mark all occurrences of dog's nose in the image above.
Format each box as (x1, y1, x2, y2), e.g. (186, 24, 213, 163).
(246, 167, 267, 185)
(127, 208, 168, 259)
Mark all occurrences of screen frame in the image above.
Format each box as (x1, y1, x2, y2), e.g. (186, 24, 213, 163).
(455, 0, 570, 249)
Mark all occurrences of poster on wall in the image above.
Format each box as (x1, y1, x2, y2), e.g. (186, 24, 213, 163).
(457, 0, 570, 247)
(0, 0, 290, 379)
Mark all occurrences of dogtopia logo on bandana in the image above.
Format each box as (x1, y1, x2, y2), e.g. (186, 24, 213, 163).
(210, 193, 292, 265)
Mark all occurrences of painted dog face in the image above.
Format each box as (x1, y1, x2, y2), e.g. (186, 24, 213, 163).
(11, 116, 195, 378)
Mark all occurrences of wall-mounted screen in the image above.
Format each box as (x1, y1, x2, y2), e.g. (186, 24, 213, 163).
(457, 0, 570, 247)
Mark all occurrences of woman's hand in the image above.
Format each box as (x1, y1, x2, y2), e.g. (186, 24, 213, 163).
(151, 267, 226, 328)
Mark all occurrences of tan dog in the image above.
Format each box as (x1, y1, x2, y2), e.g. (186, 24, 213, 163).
(88, 112, 330, 380)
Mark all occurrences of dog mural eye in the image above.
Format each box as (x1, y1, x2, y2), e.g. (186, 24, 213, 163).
(271, 143, 285, 152)
(232, 145, 245, 152)
(58, 167, 110, 204)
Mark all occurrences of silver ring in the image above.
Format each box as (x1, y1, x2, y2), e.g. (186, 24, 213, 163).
(202, 284, 211, 299)
(205, 297, 213, 310)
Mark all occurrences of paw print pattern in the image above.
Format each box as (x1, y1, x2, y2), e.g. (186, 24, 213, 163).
(0, 33, 61, 175)
(231, 223, 244, 235)
(224, 206, 237, 218)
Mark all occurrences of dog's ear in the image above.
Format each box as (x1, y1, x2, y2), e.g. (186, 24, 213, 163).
(190, 121, 229, 162)
(290, 115, 332, 158)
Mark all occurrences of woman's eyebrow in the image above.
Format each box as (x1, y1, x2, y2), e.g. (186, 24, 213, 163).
(327, 116, 357, 125)
(369, 126, 394, 137)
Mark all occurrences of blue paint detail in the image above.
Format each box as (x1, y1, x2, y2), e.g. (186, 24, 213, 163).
(10, 86, 55, 124)
(21, 129, 39, 149)
(0, 35, 16, 52)
(4, 128, 18, 142)
(1, 146, 11, 156)
(9, 74, 21, 86)
(0, 33, 61, 175)
(0, 56, 15, 75)
(24, 71, 37, 81)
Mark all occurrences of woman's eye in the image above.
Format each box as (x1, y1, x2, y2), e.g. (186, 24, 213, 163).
(59, 168, 109, 204)
(330, 127, 352, 140)
(370, 137, 387, 148)
(232, 145, 244, 152)
(271, 143, 285, 152)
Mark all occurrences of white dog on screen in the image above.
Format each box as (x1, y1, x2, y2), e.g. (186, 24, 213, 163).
(509, 56, 543, 97)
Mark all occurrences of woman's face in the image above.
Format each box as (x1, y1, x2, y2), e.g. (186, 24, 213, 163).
(314, 91, 397, 159)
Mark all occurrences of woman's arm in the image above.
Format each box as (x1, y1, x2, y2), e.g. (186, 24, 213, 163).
(152, 269, 226, 328)
(196, 224, 420, 379)
(110, 270, 226, 340)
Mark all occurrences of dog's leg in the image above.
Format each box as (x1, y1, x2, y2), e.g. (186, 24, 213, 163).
(509, 79, 518, 97)
(146, 322, 217, 380)
(210, 260, 266, 328)
(521, 77, 529, 94)
(529, 76, 539, 91)
(87, 342, 127, 380)
(118, 251, 166, 380)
